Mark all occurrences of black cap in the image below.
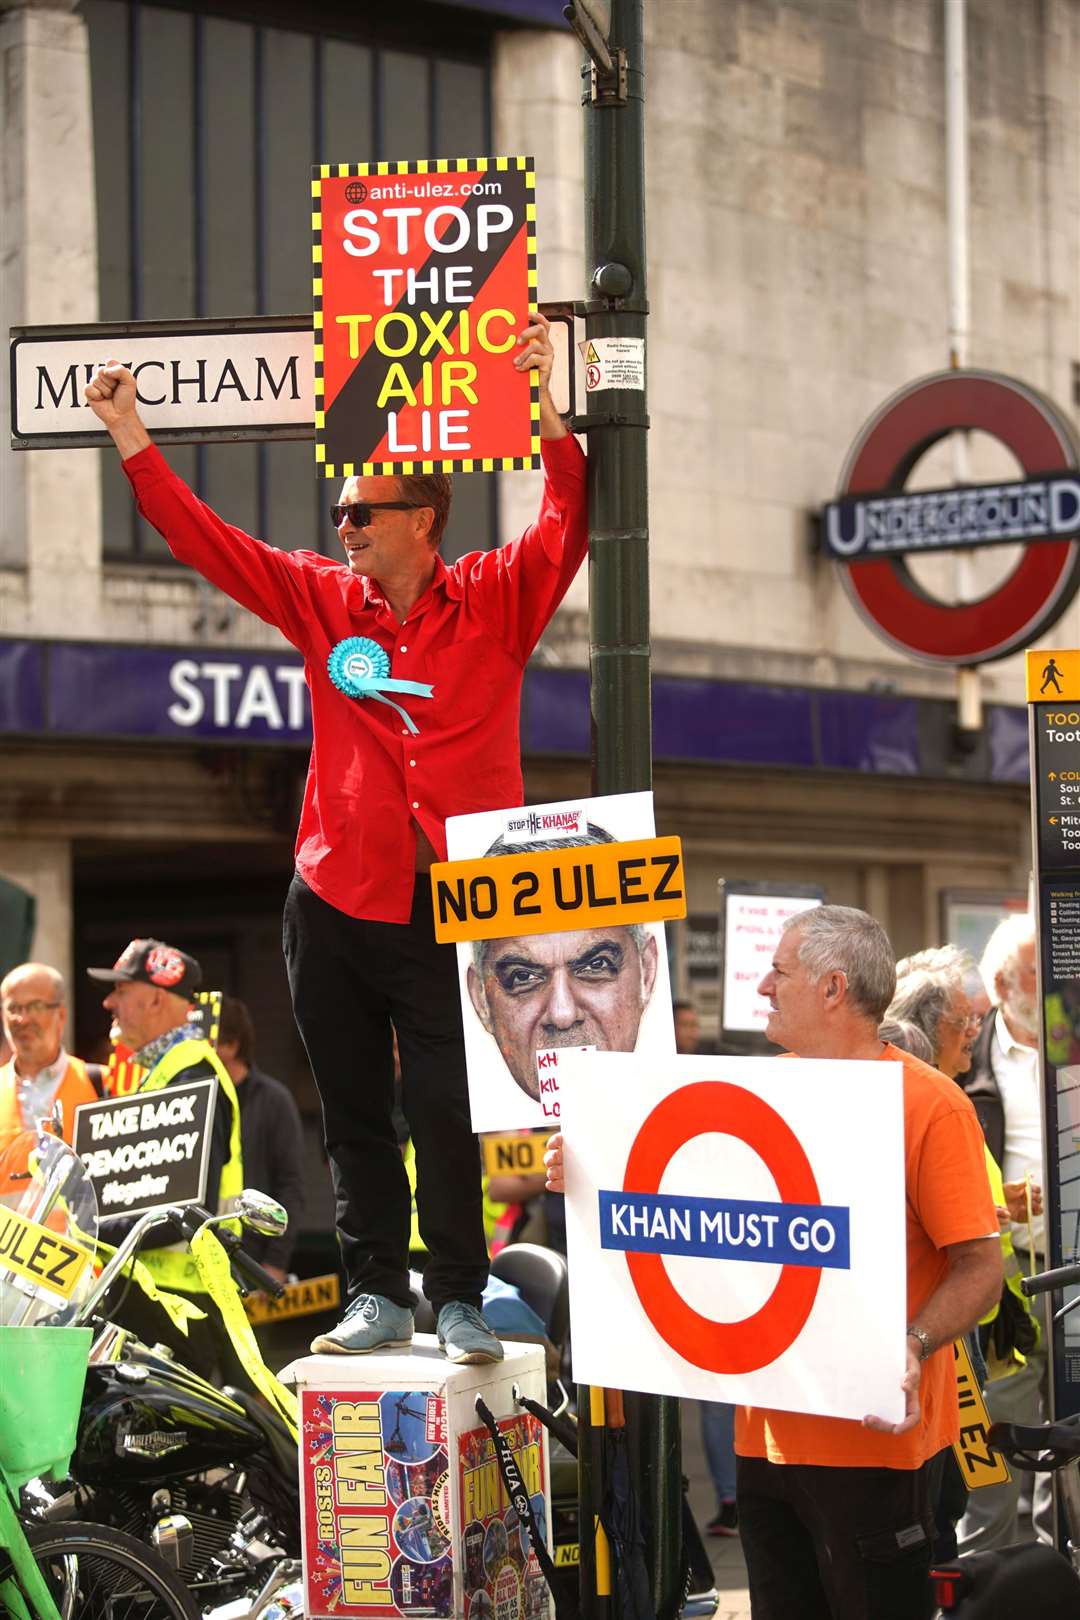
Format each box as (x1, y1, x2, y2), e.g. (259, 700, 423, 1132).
(87, 938, 201, 1002)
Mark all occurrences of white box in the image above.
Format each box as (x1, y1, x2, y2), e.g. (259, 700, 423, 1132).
(293, 1336, 552, 1620)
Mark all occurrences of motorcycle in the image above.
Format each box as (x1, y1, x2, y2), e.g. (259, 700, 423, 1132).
(1, 1120, 304, 1619)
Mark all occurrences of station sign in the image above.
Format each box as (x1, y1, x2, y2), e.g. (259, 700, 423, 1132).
(561, 1051, 906, 1418)
(10, 317, 313, 449)
(1026, 647, 1080, 1424)
(828, 371, 1080, 665)
(312, 155, 539, 479)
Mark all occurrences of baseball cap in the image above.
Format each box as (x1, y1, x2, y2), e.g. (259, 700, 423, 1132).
(87, 938, 202, 1001)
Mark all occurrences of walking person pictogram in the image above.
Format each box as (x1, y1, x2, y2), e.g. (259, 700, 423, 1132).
(1041, 658, 1064, 694)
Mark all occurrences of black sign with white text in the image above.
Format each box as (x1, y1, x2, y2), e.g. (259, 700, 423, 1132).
(72, 1080, 216, 1218)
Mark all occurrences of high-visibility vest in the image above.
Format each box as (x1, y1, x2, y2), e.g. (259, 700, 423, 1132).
(403, 1137, 506, 1256)
(136, 1038, 244, 1294)
(0, 1055, 99, 1194)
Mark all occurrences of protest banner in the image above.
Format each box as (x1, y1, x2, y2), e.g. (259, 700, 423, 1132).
(561, 1051, 906, 1421)
(442, 792, 677, 1134)
(73, 1079, 216, 1218)
(312, 156, 539, 479)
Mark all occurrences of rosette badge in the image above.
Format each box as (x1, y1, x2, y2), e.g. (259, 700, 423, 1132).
(327, 637, 433, 735)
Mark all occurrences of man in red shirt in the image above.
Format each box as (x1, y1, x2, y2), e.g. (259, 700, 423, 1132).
(86, 315, 586, 1363)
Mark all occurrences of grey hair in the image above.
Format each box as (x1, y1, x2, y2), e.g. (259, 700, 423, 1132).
(878, 1017, 934, 1064)
(471, 821, 646, 973)
(979, 914, 1035, 1005)
(884, 970, 953, 1059)
(782, 905, 896, 1022)
(0, 961, 66, 1005)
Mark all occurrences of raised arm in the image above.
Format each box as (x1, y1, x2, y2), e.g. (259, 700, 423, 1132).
(85, 361, 319, 648)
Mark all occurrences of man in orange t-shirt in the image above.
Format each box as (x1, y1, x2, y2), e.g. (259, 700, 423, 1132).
(735, 906, 1001, 1620)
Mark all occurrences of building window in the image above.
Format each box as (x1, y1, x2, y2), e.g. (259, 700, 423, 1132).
(83, 1, 496, 564)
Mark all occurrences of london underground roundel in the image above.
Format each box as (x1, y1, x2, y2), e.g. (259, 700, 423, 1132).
(622, 1081, 824, 1375)
(835, 370, 1080, 665)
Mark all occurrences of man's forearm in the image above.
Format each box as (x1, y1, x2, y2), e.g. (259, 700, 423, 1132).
(538, 383, 567, 441)
(109, 412, 152, 460)
(910, 1241, 1003, 1354)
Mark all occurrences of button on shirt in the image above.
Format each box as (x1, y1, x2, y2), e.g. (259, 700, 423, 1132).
(993, 1008, 1045, 1254)
(122, 437, 588, 922)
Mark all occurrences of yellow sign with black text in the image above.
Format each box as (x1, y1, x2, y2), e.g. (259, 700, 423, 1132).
(952, 1338, 1011, 1489)
(0, 1208, 91, 1301)
(481, 1132, 552, 1179)
(555, 1544, 579, 1567)
(431, 836, 686, 944)
(243, 1272, 341, 1327)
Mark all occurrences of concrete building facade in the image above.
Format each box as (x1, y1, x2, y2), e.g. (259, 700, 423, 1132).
(2, 0, 1071, 1092)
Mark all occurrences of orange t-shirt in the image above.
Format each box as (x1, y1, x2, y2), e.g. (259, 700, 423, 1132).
(736, 1044, 999, 1470)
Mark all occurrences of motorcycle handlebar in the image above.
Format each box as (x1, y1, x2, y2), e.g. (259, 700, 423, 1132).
(167, 1206, 287, 1298)
(1020, 1261, 1080, 1297)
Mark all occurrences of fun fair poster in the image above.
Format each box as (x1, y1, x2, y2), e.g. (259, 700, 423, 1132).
(302, 1388, 452, 1619)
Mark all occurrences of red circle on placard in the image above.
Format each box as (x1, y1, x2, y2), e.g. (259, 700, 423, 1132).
(622, 1081, 823, 1375)
(834, 370, 1080, 665)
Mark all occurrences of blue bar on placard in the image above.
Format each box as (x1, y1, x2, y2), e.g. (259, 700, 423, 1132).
(598, 1190, 850, 1270)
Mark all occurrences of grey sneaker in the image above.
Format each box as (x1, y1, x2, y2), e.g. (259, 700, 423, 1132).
(436, 1301, 504, 1365)
(310, 1293, 414, 1355)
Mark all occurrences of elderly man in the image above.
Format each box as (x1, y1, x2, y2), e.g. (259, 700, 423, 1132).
(547, 904, 1002, 1620)
(956, 913, 1052, 1550)
(87, 938, 242, 1374)
(86, 313, 585, 1364)
(0, 962, 98, 1153)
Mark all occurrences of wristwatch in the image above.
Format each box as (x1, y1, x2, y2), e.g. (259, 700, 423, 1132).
(906, 1324, 932, 1361)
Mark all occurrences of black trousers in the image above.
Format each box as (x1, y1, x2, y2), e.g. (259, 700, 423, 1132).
(282, 872, 488, 1316)
(737, 1452, 941, 1620)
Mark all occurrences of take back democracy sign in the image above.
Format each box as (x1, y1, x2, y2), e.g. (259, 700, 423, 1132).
(561, 1052, 906, 1422)
(73, 1080, 216, 1218)
(312, 156, 540, 480)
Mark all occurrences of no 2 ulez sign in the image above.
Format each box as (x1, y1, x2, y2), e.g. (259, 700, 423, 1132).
(313, 157, 540, 481)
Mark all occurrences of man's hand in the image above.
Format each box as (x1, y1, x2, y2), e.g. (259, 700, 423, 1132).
(84, 362, 152, 458)
(514, 312, 567, 441)
(1003, 1178, 1042, 1224)
(544, 1131, 565, 1193)
(863, 1342, 922, 1435)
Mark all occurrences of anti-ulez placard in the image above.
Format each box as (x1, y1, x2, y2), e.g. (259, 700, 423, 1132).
(312, 157, 539, 479)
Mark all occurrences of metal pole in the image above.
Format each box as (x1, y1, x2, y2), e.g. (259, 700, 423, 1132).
(944, 0, 982, 729)
(574, 2, 682, 1615)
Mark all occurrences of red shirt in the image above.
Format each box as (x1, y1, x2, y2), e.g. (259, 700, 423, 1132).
(123, 437, 588, 922)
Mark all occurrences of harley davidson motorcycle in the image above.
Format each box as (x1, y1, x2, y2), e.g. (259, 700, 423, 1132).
(1, 1123, 304, 1620)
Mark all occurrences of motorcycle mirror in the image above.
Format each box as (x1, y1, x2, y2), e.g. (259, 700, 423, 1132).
(237, 1187, 289, 1238)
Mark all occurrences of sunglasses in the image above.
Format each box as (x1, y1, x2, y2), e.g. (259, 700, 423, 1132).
(331, 501, 427, 530)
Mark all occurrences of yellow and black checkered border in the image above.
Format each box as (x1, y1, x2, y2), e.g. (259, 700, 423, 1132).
(311, 155, 542, 478)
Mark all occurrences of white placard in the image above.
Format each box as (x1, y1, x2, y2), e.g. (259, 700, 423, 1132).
(561, 1051, 906, 1422)
(723, 892, 821, 1033)
(445, 791, 675, 1133)
(578, 336, 645, 393)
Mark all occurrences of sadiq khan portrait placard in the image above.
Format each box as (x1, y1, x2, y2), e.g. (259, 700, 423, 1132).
(441, 792, 679, 1133)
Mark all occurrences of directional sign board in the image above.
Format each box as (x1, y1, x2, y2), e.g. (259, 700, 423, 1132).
(312, 156, 540, 479)
(1027, 648, 1080, 1423)
(561, 1051, 906, 1418)
(10, 318, 314, 448)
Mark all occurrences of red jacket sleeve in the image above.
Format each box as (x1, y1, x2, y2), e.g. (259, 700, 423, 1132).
(460, 433, 588, 663)
(122, 445, 325, 652)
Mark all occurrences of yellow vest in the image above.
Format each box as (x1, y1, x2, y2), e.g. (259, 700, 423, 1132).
(404, 1138, 505, 1255)
(137, 1038, 244, 1294)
